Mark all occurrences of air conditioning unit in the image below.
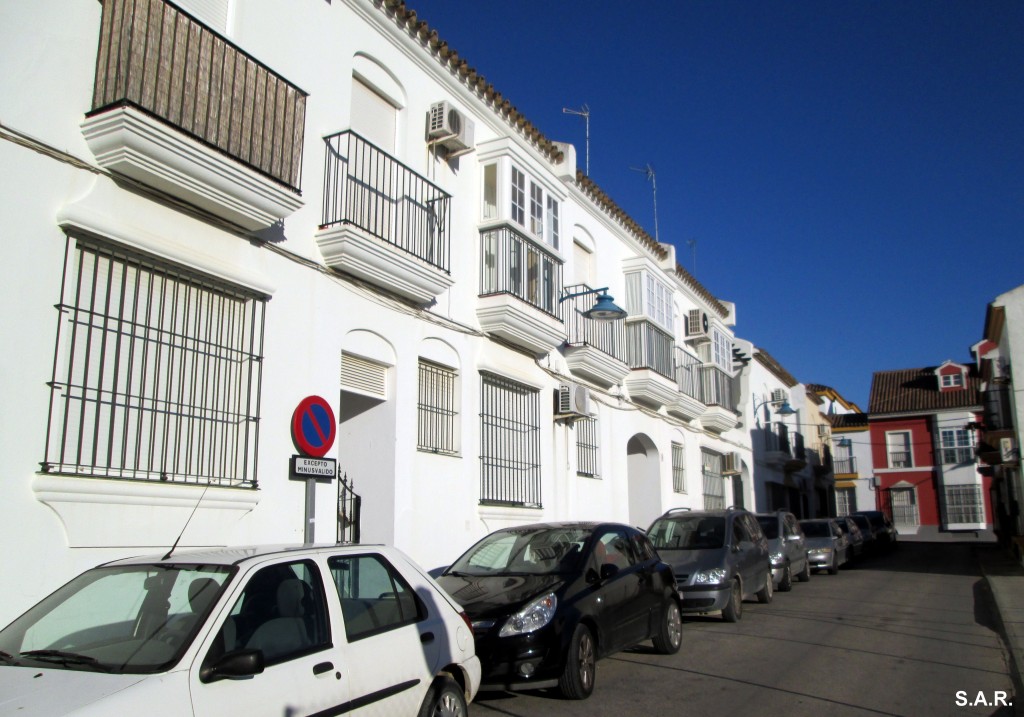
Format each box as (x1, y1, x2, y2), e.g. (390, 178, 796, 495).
(722, 452, 742, 475)
(817, 424, 830, 439)
(427, 101, 475, 155)
(686, 309, 710, 343)
(771, 389, 788, 404)
(555, 382, 591, 419)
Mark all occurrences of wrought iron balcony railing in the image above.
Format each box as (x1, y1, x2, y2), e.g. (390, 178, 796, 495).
(675, 347, 702, 400)
(90, 0, 306, 191)
(624, 319, 674, 379)
(322, 131, 451, 273)
(563, 283, 626, 360)
(833, 456, 858, 474)
(700, 364, 735, 408)
(479, 225, 562, 317)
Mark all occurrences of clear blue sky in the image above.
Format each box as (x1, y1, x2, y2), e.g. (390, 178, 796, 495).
(415, 1, 1024, 409)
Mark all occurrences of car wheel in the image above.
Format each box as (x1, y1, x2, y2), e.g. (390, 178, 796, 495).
(756, 571, 773, 603)
(721, 579, 742, 623)
(417, 675, 468, 717)
(828, 554, 838, 575)
(779, 564, 793, 592)
(652, 599, 682, 654)
(559, 623, 596, 700)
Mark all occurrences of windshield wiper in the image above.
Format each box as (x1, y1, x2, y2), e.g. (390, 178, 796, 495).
(20, 650, 112, 672)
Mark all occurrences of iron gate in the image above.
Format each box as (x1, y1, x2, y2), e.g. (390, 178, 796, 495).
(337, 471, 361, 544)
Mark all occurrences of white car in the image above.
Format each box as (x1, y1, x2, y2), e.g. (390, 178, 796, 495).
(0, 544, 480, 716)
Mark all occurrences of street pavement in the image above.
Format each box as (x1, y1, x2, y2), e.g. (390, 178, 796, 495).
(978, 542, 1024, 715)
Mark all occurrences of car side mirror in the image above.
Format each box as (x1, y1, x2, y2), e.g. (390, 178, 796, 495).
(199, 648, 265, 683)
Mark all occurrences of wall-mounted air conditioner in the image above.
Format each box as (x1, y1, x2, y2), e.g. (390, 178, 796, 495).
(722, 452, 742, 475)
(686, 309, 710, 344)
(427, 101, 475, 155)
(555, 382, 591, 419)
(771, 389, 788, 404)
(817, 424, 830, 439)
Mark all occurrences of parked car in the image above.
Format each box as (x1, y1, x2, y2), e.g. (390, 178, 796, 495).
(840, 516, 866, 559)
(846, 513, 878, 553)
(801, 518, 851, 574)
(853, 510, 898, 550)
(755, 511, 811, 591)
(647, 508, 772, 623)
(0, 544, 480, 716)
(436, 522, 681, 700)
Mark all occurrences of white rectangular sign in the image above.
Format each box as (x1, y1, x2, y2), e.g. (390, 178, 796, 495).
(292, 456, 337, 478)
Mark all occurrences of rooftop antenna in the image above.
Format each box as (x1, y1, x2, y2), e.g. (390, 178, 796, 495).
(631, 163, 659, 243)
(562, 104, 590, 175)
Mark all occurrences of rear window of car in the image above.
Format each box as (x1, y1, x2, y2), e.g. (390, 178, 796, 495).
(801, 521, 831, 538)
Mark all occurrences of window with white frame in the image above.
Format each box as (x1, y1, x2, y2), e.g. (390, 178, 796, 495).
(835, 487, 857, 516)
(572, 240, 593, 286)
(417, 359, 458, 455)
(576, 415, 600, 478)
(711, 328, 732, 371)
(701, 450, 725, 510)
(944, 484, 984, 524)
(530, 182, 544, 238)
(625, 270, 674, 331)
(510, 166, 526, 226)
(479, 373, 541, 506)
(491, 164, 560, 250)
(941, 373, 964, 389)
(940, 428, 973, 464)
(44, 236, 265, 487)
(886, 431, 912, 468)
(546, 196, 560, 250)
(890, 487, 919, 527)
(672, 442, 686, 493)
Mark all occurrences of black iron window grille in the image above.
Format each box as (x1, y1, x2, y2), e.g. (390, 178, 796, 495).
(576, 415, 600, 478)
(43, 236, 265, 487)
(322, 130, 451, 272)
(417, 359, 458, 455)
(672, 442, 686, 493)
(479, 373, 541, 507)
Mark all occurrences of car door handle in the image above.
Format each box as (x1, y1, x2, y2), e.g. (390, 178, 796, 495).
(420, 631, 435, 644)
(313, 661, 334, 675)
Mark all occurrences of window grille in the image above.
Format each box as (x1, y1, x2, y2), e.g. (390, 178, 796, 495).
(479, 373, 541, 506)
(672, 442, 686, 493)
(43, 237, 265, 486)
(835, 487, 857, 516)
(944, 485, 984, 524)
(576, 416, 600, 478)
(701, 450, 725, 510)
(890, 488, 919, 527)
(417, 360, 458, 455)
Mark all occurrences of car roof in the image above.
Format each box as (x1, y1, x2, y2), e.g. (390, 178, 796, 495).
(100, 543, 390, 569)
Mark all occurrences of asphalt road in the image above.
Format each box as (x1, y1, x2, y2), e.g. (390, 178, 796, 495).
(472, 542, 1014, 717)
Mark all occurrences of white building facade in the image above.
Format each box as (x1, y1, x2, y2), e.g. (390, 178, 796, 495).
(0, 0, 755, 623)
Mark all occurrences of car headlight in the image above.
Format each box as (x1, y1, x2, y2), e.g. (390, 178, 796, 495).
(499, 592, 558, 637)
(810, 547, 833, 555)
(692, 568, 728, 585)
(770, 552, 784, 566)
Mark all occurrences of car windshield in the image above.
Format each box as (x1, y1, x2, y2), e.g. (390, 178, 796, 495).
(447, 526, 591, 576)
(0, 563, 231, 674)
(850, 515, 870, 530)
(755, 516, 780, 539)
(648, 516, 726, 550)
(801, 521, 832, 538)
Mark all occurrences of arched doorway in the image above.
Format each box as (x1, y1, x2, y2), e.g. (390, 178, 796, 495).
(627, 434, 661, 528)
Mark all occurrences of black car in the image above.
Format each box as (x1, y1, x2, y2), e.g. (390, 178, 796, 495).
(436, 522, 681, 699)
(852, 510, 898, 550)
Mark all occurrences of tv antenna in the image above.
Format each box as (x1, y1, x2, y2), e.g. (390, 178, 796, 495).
(631, 163, 659, 243)
(562, 104, 590, 176)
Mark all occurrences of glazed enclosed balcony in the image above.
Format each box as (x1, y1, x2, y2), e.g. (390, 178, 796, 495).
(623, 319, 679, 409)
(670, 347, 705, 421)
(562, 284, 629, 387)
(317, 131, 453, 304)
(81, 0, 306, 230)
(477, 225, 565, 353)
(699, 365, 740, 432)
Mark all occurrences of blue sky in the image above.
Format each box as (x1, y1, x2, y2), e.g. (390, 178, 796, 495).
(415, 1, 1024, 409)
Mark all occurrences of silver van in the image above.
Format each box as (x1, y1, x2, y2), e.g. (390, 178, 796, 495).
(647, 508, 772, 622)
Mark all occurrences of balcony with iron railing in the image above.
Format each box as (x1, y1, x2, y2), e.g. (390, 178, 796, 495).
(833, 456, 858, 476)
(316, 131, 454, 304)
(562, 284, 630, 387)
(700, 364, 740, 433)
(622, 319, 680, 409)
(670, 347, 705, 421)
(81, 0, 306, 230)
(477, 225, 565, 353)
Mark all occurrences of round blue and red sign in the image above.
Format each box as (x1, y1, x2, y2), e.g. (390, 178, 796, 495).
(291, 395, 337, 458)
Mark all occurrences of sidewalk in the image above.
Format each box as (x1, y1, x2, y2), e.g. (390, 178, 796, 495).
(977, 544, 1024, 713)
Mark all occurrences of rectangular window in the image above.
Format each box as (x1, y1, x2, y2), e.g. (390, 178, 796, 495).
(530, 182, 544, 239)
(701, 450, 725, 510)
(940, 428, 973, 464)
(329, 554, 424, 642)
(712, 328, 732, 371)
(511, 167, 525, 226)
(836, 487, 857, 516)
(417, 360, 458, 455)
(944, 485, 984, 524)
(890, 487, 919, 527)
(672, 442, 686, 493)
(480, 373, 541, 506)
(576, 416, 600, 478)
(546, 196, 560, 250)
(887, 431, 912, 468)
(482, 163, 498, 220)
(44, 237, 265, 486)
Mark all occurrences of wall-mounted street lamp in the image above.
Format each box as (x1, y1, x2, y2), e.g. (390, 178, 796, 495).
(560, 286, 627, 321)
(753, 395, 796, 427)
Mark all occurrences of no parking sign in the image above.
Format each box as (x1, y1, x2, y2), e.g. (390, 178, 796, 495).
(291, 395, 337, 458)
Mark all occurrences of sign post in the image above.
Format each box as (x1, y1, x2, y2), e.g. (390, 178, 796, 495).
(290, 396, 337, 543)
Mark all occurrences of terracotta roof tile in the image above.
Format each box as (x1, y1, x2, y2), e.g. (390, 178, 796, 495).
(867, 365, 982, 415)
